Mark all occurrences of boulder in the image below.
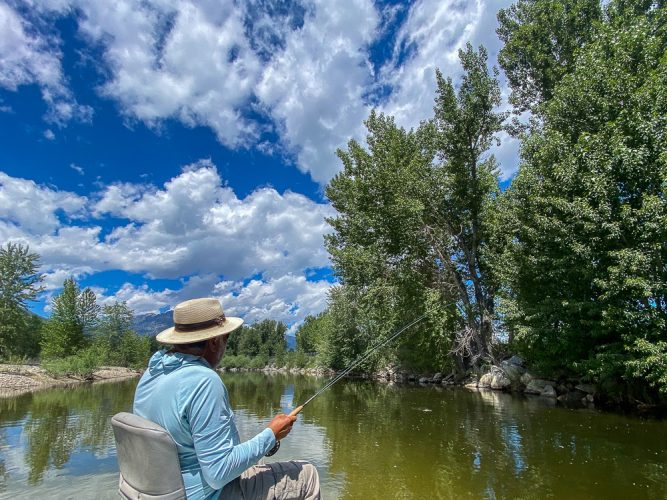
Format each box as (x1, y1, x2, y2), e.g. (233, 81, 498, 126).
(520, 372, 534, 386)
(432, 373, 443, 383)
(507, 355, 525, 367)
(541, 384, 557, 398)
(491, 371, 511, 390)
(500, 360, 525, 382)
(478, 366, 511, 391)
(464, 378, 479, 389)
(525, 378, 557, 395)
(419, 377, 430, 384)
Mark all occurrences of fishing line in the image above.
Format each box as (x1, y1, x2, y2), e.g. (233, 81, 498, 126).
(265, 313, 427, 456)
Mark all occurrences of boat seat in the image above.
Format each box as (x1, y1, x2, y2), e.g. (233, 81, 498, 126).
(111, 412, 186, 500)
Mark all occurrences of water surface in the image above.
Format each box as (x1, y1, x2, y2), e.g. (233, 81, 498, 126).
(0, 373, 666, 499)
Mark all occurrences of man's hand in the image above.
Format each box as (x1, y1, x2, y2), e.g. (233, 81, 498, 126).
(267, 413, 296, 440)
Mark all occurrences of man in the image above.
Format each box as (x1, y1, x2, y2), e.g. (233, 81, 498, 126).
(133, 297, 321, 499)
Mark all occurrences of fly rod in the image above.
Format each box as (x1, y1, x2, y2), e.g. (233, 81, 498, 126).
(266, 314, 427, 456)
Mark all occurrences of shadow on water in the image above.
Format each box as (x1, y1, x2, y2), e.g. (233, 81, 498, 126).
(1, 373, 666, 499)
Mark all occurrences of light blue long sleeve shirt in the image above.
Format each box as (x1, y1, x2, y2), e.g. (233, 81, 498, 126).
(133, 350, 276, 499)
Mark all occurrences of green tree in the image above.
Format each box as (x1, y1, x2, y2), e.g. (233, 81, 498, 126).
(326, 44, 507, 371)
(499, 4, 667, 394)
(96, 301, 134, 352)
(0, 243, 44, 358)
(497, 0, 602, 113)
(40, 278, 100, 359)
(296, 314, 327, 354)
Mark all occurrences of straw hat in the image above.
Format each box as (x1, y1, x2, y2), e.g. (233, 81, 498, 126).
(156, 298, 243, 344)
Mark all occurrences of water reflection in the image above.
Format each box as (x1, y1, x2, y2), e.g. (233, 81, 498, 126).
(0, 374, 665, 499)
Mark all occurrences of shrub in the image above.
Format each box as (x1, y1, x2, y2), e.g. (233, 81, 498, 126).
(42, 345, 104, 378)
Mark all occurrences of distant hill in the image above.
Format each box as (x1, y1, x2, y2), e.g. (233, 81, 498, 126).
(133, 311, 173, 337)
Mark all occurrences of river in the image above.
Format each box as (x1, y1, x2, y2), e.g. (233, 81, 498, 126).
(0, 372, 666, 499)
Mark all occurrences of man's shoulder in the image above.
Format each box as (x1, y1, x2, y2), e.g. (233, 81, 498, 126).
(181, 364, 224, 390)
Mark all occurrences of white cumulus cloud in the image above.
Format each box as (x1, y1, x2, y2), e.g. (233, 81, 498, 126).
(0, 2, 92, 123)
(6, 0, 520, 181)
(1, 163, 334, 321)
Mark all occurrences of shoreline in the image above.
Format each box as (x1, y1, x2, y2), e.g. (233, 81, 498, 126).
(0, 363, 142, 399)
(221, 364, 667, 417)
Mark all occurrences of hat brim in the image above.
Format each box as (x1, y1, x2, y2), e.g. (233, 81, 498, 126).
(156, 316, 244, 345)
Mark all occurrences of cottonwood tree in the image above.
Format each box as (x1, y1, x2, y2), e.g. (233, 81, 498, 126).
(497, 0, 602, 113)
(498, 2, 667, 394)
(326, 45, 507, 371)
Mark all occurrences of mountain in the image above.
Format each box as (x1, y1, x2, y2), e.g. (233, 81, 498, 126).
(133, 311, 173, 337)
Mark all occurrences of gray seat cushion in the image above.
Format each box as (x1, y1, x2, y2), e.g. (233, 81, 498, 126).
(111, 412, 186, 500)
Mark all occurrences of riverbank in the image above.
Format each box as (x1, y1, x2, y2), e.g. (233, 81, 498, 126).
(222, 359, 667, 416)
(0, 363, 141, 398)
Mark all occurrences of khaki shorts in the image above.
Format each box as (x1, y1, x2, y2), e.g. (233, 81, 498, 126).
(219, 460, 321, 500)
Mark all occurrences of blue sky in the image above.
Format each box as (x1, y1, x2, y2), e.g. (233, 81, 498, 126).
(0, 0, 518, 330)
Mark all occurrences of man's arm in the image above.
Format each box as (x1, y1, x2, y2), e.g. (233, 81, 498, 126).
(187, 375, 291, 490)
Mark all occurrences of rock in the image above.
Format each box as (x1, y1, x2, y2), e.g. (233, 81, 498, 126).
(525, 378, 557, 395)
(407, 374, 418, 382)
(432, 373, 443, 383)
(478, 372, 493, 388)
(491, 371, 511, 390)
(419, 377, 430, 384)
(541, 384, 557, 398)
(575, 384, 596, 395)
(478, 366, 511, 390)
(586, 394, 594, 403)
(464, 378, 479, 389)
(507, 355, 525, 367)
(500, 360, 525, 382)
(520, 372, 534, 386)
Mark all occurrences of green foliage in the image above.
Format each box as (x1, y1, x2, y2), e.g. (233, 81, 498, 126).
(283, 350, 312, 369)
(0, 243, 44, 358)
(92, 301, 149, 368)
(626, 339, 667, 395)
(219, 354, 253, 369)
(40, 279, 100, 359)
(499, 3, 667, 390)
(296, 313, 330, 354)
(97, 301, 134, 351)
(324, 44, 506, 372)
(42, 344, 105, 378)
(223, 319, 288, 367)
(497, 0, 602, 112)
